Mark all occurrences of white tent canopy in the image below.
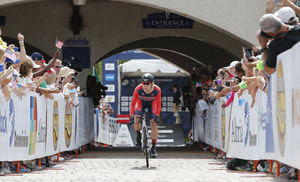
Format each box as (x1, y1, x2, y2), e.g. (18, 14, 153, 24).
(118, 59, 189, 78)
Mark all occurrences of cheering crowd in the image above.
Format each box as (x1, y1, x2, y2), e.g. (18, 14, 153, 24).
(178, 0, 300, 179)
(0, 31, 82, 106)
(0, 31, 84, 174)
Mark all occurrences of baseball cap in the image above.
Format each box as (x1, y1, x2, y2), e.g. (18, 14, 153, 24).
(229, 61, 239, 68)
(277, 7, 297, 24)
(60, 66, 75, 77)
(31, 52, 45, 63)
(25, 55, 40, 68)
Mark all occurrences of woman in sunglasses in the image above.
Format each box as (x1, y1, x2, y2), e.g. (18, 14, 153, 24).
(130, 73, 161, 158)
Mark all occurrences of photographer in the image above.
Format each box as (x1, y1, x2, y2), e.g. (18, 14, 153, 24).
(172, 84, 181, 124)
(86, 75, 108, 107)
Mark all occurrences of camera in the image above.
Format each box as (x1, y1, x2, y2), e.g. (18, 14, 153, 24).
(245, 48, 252, 59)
(97, 83, 108, 99)
(63, 56, 82, 72)
(274, 0, 281, 5)
(224, 81, 231, 87)
(214, 80, 218, 85)
(219, 71, 225, 79)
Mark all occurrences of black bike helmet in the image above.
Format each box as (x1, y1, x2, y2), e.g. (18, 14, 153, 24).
(141, 73, 154, 82)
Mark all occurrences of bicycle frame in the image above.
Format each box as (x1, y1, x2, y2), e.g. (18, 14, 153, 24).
(140, 110, 151, 168)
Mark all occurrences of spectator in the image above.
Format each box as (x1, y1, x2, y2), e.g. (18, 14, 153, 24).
(32, 51, 59, 78)
(276, 6, 299, 25)
(278, 0, 300, 16)
(265, 0, 300, 16)
(258, 13, 300, 75)
(61, 66, 77, 106)
(172, 84, 181, 124)
(98, 98, 114, 121)
(52, 59, 62, 75)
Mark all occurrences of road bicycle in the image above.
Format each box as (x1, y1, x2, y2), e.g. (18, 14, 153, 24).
(138, 109, 151, 168)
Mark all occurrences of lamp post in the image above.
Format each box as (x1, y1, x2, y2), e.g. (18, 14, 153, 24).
(73, 0, 87, 6)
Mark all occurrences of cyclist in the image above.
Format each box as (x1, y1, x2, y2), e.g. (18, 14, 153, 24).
(130, 73, 161, 158)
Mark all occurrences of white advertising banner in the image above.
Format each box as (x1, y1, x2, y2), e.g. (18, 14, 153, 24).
(5, 93, 31, 161)
(94, 109, 120, 145)
(256, 89, 275, 160)
(271, 43, 300, 169)
(0, 91, 8, 161)
(59, 102, 76, 152)
(211, 99, 222, 150)
(75, 97, 94, 149)
(226, 92, 260, 160)
(45, 94, 64, 156)
(33, 95, 47, 159)
(0, 93, 93, 162)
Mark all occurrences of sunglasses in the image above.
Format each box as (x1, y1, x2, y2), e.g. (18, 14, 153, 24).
(55, 66, 62, 68)
(142, 82, 151, 85)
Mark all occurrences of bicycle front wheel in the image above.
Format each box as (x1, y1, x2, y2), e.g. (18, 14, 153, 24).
(143, 126, 149, 168)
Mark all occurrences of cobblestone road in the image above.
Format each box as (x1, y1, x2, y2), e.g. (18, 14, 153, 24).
(0, 148, 295, 182)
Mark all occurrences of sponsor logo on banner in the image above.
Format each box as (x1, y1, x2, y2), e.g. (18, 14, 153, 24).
(53, 101, 59, 150)
(64, 104, 72, 147)
(244, 102, 250, 146)
(221, 100, 226, 148)
(106, 84, 115, 92)
(13, 131, 28, 147)
(292, 89, 300, 126)
(105, 63, 115, 71)
(113, 125, 134, 147)
(231, 117, 243, 143)
(105, 74, 115, 81)
(265, 79, 275, 152)
(29, 96, 37, 155)
(9, 99, 15, 147)
(37, 117, 46, 143)
(105, 95, 115, 103)
(109, 118, 118, 135)
(276, 61, 286, 157)
(0, 102, 10, 133)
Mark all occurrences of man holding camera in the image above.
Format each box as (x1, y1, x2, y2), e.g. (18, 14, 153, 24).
(259, 13, 300, 75)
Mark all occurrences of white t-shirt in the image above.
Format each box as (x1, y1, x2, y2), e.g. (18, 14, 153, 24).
(198, 99, 209, 112)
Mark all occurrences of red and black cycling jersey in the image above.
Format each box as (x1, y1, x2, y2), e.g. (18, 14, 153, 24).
(130, 84, 161, 116)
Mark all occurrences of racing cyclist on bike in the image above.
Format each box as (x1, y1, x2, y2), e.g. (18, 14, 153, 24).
(130, 73, 161, 158)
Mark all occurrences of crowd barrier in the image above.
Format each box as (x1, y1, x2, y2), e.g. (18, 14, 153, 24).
(94, 110, 136, 147)
(193, 42, 300, 170)
(0, 92, 94, 161)
(94, 110, 120, 146)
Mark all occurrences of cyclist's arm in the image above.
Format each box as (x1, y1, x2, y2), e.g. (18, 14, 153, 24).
(156, 87, 162, 116)
(130, 87, 139, 115)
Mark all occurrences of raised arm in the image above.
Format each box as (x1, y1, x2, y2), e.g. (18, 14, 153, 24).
(33, 50, 60, 77)
(278, 0, 300, 17)
(18, 33, 26, 65)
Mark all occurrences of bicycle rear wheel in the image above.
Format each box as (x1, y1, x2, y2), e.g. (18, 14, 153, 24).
(143, 126, 149, 168)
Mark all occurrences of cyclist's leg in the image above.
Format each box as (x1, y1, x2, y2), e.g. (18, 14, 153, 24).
(133, 100, 143, 148)
(149, 104, 159, 157)
(133, 113, 142, 131)
(149, 118, 158, 140)
(133, 112, 142, 148)
(133, 99, 143, 132)
(150, 101, 159, 141)
(149, 117, 158, 158)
